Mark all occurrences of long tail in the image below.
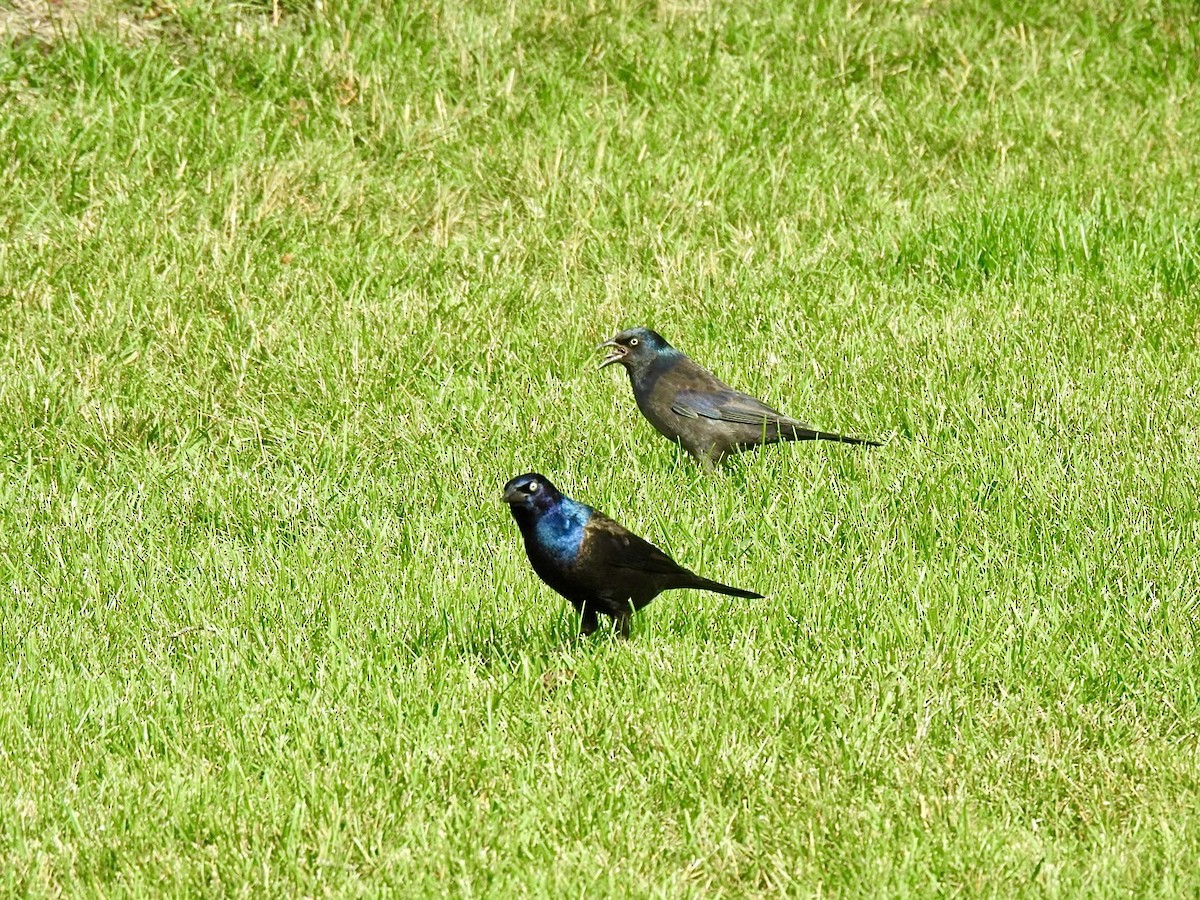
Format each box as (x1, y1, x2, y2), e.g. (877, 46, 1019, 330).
(782, 424, 882, 447)
(688, 575, 764, 600)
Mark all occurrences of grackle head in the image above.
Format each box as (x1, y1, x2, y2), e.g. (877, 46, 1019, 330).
(597, 327, 674, 373)
(502, 472, 563, 514)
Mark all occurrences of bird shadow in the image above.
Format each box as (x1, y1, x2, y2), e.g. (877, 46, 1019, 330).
(396, 611, 629, 674)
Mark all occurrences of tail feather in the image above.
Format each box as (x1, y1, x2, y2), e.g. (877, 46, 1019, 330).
(781, 424, 882, 447)
(688, 575, 764, 600)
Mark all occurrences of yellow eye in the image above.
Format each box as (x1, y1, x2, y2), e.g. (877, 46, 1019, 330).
(629, 338, 639, 347)
(527, 480, 540, 494)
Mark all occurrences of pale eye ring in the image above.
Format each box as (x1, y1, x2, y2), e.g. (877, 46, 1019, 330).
(629, 338, 639, 347)
(527, 480, 540, 494)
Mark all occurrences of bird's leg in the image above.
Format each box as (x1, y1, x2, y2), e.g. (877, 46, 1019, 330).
(578, 608, 600, 636)
(688, 447, 718, 472)
(613, 613, 633, 639)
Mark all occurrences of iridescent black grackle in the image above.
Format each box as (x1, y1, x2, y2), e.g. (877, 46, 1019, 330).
(599, 327, 880, 467)
(503, 473, 763, 637)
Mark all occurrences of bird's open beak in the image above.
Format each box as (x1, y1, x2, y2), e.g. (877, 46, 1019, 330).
(597, 339, 626, 369)
(502, 485, 523, 504)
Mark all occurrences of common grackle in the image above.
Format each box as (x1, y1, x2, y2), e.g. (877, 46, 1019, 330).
(599, 327, 881, 466)
(503, 473, 763, 637)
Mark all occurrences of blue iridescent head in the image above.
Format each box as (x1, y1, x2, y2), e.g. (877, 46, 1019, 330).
(597, 327, 676, 373)
(502, 472, 563, 520)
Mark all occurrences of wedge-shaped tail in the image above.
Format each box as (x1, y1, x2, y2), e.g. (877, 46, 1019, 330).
(684, 574, 764, 600)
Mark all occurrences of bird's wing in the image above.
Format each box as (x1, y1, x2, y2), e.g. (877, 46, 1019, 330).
(582, 514, 688, 577)
(670, 389, 801, 427)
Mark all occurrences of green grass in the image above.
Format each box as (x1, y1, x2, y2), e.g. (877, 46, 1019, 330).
(2, 0, 1199, 893)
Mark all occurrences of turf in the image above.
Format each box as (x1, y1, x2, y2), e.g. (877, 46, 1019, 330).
(1, 0, 1199, 894)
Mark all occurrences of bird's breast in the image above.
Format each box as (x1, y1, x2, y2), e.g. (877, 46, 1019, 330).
(533, 507, 588, 567)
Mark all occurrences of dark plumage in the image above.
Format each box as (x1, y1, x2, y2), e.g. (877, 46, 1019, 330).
(599, 327, 881, 466)
(502, 473, 763, 637)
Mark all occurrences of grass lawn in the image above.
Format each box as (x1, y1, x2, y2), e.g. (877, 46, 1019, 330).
(2, 0, 1199, 894)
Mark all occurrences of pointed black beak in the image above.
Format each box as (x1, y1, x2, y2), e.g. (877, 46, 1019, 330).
(597, 339, 626, 369)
